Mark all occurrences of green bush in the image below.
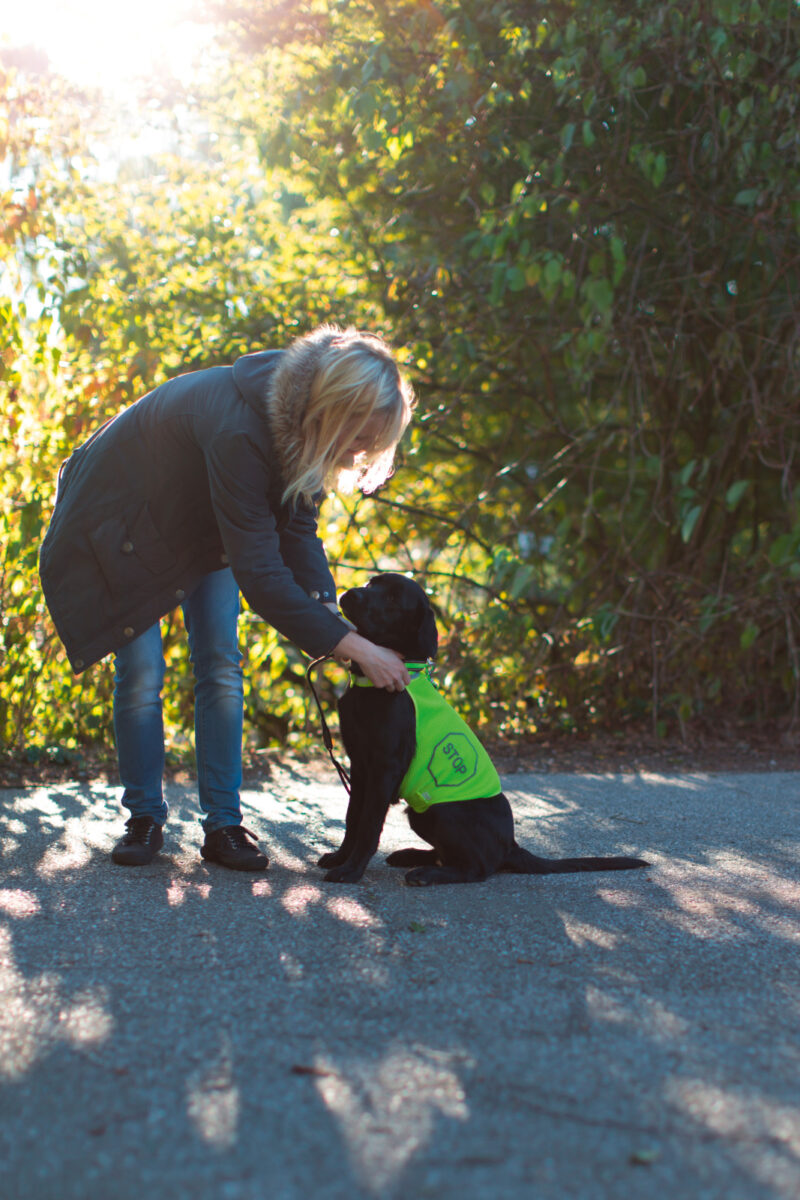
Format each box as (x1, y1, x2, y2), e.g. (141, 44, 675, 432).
(2, 0, 798, 765)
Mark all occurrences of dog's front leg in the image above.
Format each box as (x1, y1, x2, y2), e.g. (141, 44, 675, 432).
(317, 778, 369, 868)
(323, 688, 414, 883)
(323, 766, 394, 884)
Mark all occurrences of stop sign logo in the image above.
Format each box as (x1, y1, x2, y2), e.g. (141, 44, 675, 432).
(427, 733, 479, 789)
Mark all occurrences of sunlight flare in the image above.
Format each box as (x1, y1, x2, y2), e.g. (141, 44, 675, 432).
(1, 0, 210, 92)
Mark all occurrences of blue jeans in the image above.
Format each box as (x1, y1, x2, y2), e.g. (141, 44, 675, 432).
(113, 569, 243, 832)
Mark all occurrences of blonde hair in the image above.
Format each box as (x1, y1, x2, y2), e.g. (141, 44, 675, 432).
(282, 326, 415, 507)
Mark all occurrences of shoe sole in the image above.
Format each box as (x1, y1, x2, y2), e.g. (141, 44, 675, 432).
(200, 847, 269, 871)
(110, 849, 161, 866)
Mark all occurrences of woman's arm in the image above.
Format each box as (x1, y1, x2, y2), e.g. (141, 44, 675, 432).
(204, 430, 349, 658)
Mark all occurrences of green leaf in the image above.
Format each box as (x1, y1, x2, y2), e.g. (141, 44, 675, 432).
(768, 533, 798, 566)
(740, 624, 759, 650)
(652, 152, 666, 188)
(681, 505, 702, 543)
(725, 480, 749, 510)
(734, 188, 760, 206)
(543, 258, 562, 285)
(509, 563, 534, 598)
(592, 604, 619, 641)
(582, 277, 614, 314)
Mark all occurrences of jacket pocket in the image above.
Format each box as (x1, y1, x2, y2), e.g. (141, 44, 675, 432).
(88, 504, 175, 600)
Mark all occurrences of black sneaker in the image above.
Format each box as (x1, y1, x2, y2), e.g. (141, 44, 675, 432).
(111, 816, 164, 866)
(201, 825, 269, 872)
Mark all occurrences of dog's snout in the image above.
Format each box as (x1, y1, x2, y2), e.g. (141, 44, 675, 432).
(339, 586, 366, 621)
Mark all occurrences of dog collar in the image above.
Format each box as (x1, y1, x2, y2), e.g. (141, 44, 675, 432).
(350, 660, 434, 688)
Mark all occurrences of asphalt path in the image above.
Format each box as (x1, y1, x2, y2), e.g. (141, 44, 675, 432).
(0, 767, 798, 1200)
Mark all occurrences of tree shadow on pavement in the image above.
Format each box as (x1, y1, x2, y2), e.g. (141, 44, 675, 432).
(0, 771, 798, 1199)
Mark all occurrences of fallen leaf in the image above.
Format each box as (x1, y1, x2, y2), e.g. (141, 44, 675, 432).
(629, 1148, 661, 1166)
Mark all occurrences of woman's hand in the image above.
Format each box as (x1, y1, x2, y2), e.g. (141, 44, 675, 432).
(332, 630, 410, 691)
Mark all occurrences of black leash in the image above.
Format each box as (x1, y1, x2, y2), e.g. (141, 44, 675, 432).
(305, 654, 352, 794)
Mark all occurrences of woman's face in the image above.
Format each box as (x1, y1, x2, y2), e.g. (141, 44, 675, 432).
(335, 414, 385, 468)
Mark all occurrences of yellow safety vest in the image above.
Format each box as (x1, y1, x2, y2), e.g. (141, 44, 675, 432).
(351, 664, 501, 812)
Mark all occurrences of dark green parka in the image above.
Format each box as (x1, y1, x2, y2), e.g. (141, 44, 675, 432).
(39, 336, 351, 672)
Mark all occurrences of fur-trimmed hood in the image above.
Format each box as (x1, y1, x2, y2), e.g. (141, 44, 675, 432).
(232, 326, 341, 489)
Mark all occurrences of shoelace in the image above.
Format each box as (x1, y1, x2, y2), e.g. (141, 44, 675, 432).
(221, 826, 257, 849)
(124, 818, 156, 843)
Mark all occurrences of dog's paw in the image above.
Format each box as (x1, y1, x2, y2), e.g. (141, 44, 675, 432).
(324, 865, 365, 884)
(317, 850, 347, 868)
(404, 866, 436, 886)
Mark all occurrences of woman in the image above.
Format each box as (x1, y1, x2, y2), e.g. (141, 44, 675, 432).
(39, 325, 415, 870)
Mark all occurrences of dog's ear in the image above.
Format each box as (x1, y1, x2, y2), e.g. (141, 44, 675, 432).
(416, 601, 438, 659)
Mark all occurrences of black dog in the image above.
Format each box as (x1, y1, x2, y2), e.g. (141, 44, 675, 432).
(318, 573, 649, 886)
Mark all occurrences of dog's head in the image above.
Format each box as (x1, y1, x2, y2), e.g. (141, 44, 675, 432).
(339, 573, 438, 661)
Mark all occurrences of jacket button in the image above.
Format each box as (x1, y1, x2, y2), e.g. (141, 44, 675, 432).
(221, 553, 229, 564)
(121, 540, 134, 554)
(175, 589, 185, 601)
(74, 659, 84, 670)
(311, 590, 320, 600)
(123, 626, 135, 638)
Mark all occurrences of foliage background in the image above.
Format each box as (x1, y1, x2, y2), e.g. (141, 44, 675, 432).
(2, 0, 798, 766)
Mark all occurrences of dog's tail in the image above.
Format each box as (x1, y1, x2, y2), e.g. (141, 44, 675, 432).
(504, 845, 649, 874)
